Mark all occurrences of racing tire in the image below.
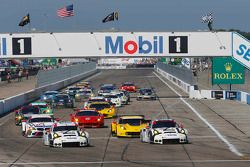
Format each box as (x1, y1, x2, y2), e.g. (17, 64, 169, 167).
(111, 129, 117, 137)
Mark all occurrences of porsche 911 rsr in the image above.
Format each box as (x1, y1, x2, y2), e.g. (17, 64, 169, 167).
(15, 105, 41, 126)
(74, 89, 94, 102)
(86, 102, 116, 118)
(111, 90, 129, 105)
(30, 102, 53, 115)
(22, 114, 56, 137)
(103, 94, 122, 107)
(111, 115, 149, 137)
(137, 88, 157, 101)
(140, 119, 188, 144)
(70, 109, 104, 128)
(43, 122, 89, 147)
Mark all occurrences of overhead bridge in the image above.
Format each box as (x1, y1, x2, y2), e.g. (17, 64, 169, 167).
(0, 31, 249, 69)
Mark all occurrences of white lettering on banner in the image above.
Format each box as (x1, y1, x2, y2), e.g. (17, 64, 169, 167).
(232, 32, 250, 69)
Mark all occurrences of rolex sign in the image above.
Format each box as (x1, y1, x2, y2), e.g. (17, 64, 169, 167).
(212, 57, 245, 84)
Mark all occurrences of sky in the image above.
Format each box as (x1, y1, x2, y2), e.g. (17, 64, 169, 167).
(0, 0, 249, 33)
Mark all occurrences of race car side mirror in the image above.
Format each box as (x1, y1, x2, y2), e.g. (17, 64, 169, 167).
(22, 120, 26, 122)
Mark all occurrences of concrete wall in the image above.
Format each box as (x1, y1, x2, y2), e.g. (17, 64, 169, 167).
(0, 65, 98, 116)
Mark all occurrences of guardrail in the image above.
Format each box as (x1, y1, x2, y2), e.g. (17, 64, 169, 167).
(155, 62, 196, 94)
(0, 63, 98, 116)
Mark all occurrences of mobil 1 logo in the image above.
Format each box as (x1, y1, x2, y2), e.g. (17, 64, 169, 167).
(169, 36, 188, 53)
(12, 37, 32, 55)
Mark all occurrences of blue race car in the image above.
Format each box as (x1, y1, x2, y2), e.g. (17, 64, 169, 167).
(40, 91, 59, 103)
(52, 94, 75, 108)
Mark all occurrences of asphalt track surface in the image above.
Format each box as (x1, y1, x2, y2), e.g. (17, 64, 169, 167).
(0, 69, 250, 167)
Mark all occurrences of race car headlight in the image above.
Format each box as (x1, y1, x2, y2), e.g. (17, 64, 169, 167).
(43, 97, 47, 100)
(121, 126, 126, 130)
(97, 118, 101, 122)
(180, 129, 185, 134)
(53, 133, 60, 138)
(74, 118, 79, 122)
(75, 94, 80, 97)
(80, 132, 86, 137)
(108, 109, 112, 112)
(29, 127, 36, 131)
(17, 116, 22, 120)
(153, 130, 160, 135)
(45, 109, 50, 113)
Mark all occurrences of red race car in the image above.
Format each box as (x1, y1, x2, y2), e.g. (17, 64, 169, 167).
(120, 82, 136, 92)
(70, 109, 104, 128)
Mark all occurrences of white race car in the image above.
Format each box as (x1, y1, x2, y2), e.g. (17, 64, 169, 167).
(111, 90, 129, 105)
(103, 93, 122, 107)
(140, 119, 188, 144)
(43, 122, 89, 147)
(21, 114, 56, 138)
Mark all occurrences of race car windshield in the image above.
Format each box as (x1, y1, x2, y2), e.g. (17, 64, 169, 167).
(31, 118, 53, 122)
(119, 119, 143, 126)
(123, 83, 134, 86)
(36, 104, 47, 108)
(152, 121, 177, 128)
(21, 107, 40, 114)
(79, 90, 91, 94)
(76, 111, 99, 116)
(69, 88, 80, 91)
(105, 95, 118, 98)
(54, 126, 77, 132)
(141, 89, 152, 93)
(44, 92, 58, 96)
(89, 99, 105, 103)
(89, 103, 111, 110)
(101, 86, 116, 90)
(56, 95, 69, 99)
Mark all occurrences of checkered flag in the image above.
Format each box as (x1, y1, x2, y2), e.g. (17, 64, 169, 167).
(201, 12, 214, 31)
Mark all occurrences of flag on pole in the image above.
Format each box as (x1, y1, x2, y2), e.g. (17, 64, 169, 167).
(201, 12, 213, 31)
(57, 4, 74, 17)
(18, 14, 30, 26)
(102, 12, 119, 23)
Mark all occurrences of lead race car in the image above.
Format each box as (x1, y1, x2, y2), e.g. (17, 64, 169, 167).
(43, 122, 90, 147)
(140, 119, 188, 144)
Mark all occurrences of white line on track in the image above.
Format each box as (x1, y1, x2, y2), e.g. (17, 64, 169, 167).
(1, 159, 250, 165)
(153, 72, 243, 157)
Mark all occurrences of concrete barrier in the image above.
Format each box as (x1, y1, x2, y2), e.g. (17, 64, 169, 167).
(0, 68, 98, 116)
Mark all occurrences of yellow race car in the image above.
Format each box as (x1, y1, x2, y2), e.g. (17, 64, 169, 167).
(111, 115, 149, 137)
(86, 102, 116, 118)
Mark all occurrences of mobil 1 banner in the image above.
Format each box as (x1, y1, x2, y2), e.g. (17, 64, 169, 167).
(12, 37, 32, 55)
(169, 36, 188, 53)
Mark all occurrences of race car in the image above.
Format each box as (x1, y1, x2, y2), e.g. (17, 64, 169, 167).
(70, 109, 104, 128)
(83, 96, 109, 108)
(21, 114, 56, 137)
(120, 82, 136, 92)
(86, 102, 116, 118)
(52, 94, 75, 108)
(40, 91, 59, 103)
(15, 105, 41, 126)
(111, 115, 149, 137)
(140, 119, 188, 144)
(74, 88, 94, 102)
(65, 86, 81, 97)
(103, 93, 122, 107)
(98, 84, 117, 96)
(43, 122, 89, 147)
(112, 90, 129, 105)
(76, 81, 92, 89)
(30, 102, 53, 115)
(137, 88, 157, 101)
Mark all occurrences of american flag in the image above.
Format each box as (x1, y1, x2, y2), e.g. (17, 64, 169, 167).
(57, 4, 74, 17)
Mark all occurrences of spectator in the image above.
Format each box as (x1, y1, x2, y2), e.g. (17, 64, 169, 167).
(7, 72, 11, 83)
(18, 69, 22, 82)
(25, 69, 29, 80)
